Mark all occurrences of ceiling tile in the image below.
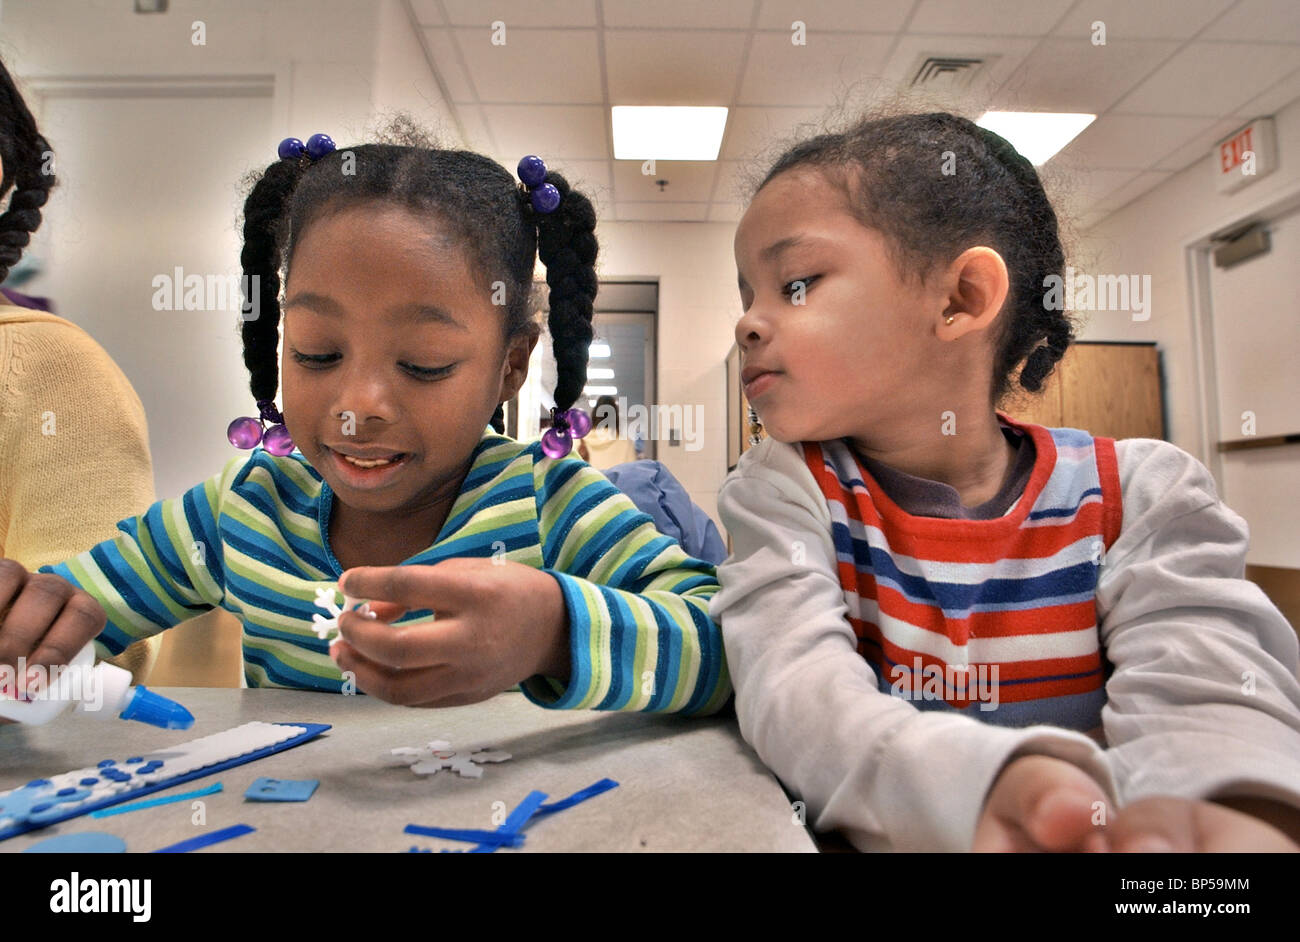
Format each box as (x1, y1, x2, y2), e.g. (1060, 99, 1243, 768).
(615, 202, 711, 221)
(605, 30, 749, 104)
(708, 202, 746, 222)
(1150, 115, 1253, 171)
(482, 104, 609, 160)
(441, 0, 598, 27)
(602, 0, 757, 29)
(1232, 64, 1300, 118)
(408, 0, 446, 27)
(1049, 167, 1141, 217)
(550, 158, 614, 219)
(454, 28, 602, 103)
(738, 31, 896, 105)
(992, 38, 1180, 113)
(1056, 114, 1223, 170)
(755, 0, 914, 32)
(1091, 170, 1175, 214)
(713, 160, 761, 205)
(879, 34, 1040, 108)
(719, 106, 826, 161)
(908, 0, 1075, 36)
(422, 28, 475, 102)
(1111, 42, 1300, 116)
(1051, 0, 1235, 40)
(613, 160, 719, 202)
(1201, 0, 1300, 42)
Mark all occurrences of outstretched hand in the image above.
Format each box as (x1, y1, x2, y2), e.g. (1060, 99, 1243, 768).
(329, 557, 570, 708)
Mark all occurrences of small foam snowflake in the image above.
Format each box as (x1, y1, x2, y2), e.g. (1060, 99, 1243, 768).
(387, 740, 512, 779)
(311, 584, 374, 642)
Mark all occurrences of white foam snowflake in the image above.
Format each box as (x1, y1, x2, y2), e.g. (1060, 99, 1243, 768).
(387, 740, 513, 779)
(311, 584, 374, 643)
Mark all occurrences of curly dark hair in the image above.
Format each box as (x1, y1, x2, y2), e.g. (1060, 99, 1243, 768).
(0, 54, 56, 285)
(753, 110, 1074, 406)
(237, 128, 598, 433)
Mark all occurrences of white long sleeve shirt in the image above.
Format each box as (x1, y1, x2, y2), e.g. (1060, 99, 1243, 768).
(710, 435, 1300, 852)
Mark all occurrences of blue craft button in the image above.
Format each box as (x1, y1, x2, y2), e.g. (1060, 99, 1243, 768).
(80, 778, 98, 786)
(97, 760, 115, 767)
(30, 802, 52, 813)
(126, 757, 143, 764)
(25, 779, 50, 788)
(57, 787, 76, 796)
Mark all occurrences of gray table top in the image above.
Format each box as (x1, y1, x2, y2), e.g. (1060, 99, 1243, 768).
(0, 688, 816, 852)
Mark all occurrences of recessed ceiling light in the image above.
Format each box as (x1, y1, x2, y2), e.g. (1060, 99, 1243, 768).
(612, 106, 728, 161)
(975, 111, 1096, 166)
(589, 342, 611, 358)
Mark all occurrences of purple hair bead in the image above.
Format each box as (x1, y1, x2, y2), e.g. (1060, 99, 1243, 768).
(530, 183, 561, 215)
(278, 137, 305, 160)
(517, 155, 547, 188)
(227, 416, 264, 450)
(305, 133, 336, 160)
(540, 426, 572, 459)
(564, 408, 592, 438)
(262, 424, 295, 456)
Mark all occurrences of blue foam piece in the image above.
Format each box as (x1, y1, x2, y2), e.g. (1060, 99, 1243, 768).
(23, 831, 127, 853)
(0, 723, 331, 843)
(153, 823, 255, 853)
(244, 777, 319, 802)
(90, 782, 223, 819)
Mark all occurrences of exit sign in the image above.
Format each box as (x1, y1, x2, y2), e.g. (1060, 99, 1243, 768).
(1214, 117, 1276, 194)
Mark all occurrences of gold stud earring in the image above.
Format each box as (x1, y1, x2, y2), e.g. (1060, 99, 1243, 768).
(945, 315, 956, 326)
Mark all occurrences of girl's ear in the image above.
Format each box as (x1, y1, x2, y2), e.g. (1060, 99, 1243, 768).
(498, 328, 540, 403)
(936, 246, 1010, 341)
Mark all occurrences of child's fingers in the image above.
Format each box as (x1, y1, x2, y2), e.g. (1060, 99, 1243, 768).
(0, 575, 81, 667)
(335, 610, 465, 670)
(1023, 785, 1105, 852)
(338, 562, 480, 615)
(28, 592, 105, 671)
(330, 638, 468, 705)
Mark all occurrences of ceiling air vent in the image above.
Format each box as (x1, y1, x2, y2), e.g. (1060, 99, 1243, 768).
(909, 56, 991, 90)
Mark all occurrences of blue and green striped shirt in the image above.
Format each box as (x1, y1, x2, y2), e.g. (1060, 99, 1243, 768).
(39, 432, 730, 714)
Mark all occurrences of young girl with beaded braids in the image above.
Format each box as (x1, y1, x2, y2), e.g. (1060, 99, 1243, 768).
(710, 111, 1300, 852)
(1, 128, 727, 715)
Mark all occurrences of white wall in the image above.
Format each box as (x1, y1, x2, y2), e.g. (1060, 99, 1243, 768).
(1077, 96, 1300, 567)
(597, 221, 741, 528)
(1, 0, 455, 500)
(1077, 95, 1300, 458)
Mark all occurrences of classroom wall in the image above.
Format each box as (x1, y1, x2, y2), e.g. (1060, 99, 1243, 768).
(596, 221, 741, 529)
(1074, 94, 1300, 567)
(1, 0, 456, 502)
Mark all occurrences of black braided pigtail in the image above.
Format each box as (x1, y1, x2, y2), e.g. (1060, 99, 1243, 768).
(528, 172, 598, 413)
(0, 56, 56, 284)
(975, 125, 1074, 394)
(238, 158, 307, 403)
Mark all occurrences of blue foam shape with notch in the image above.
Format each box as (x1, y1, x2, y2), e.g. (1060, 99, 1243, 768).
(244, 777, 319, 802)
(0, 722, 330, 843)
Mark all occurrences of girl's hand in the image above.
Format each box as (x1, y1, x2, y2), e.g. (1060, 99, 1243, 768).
(1099, 796, 1300, 852)
(973, 754, 1110, 852)
(329, 558, 570, 708)
(0, 557, 106, 679)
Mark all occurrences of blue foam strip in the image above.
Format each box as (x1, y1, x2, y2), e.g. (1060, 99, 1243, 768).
(153, 823, 255, 853)
(89, 782, 224, 818)
(532, 778, 619, 818)
(466, 790, 548, 854)
(403, 824, 525, 847)
(0, 723, 330, 842)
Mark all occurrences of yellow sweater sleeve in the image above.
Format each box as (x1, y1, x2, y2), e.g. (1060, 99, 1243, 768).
(0, 305, 159, 681)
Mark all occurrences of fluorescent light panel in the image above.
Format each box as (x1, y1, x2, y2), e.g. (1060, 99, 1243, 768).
(584, 385, 618, 396)
(588, 367, 615, 380)
(975, 111, 1095, 166)
(589, 342, 611, 358)
(612, 106, 728, 161)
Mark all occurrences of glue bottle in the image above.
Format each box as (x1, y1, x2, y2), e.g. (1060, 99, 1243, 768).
(0, 642, 194, 728)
